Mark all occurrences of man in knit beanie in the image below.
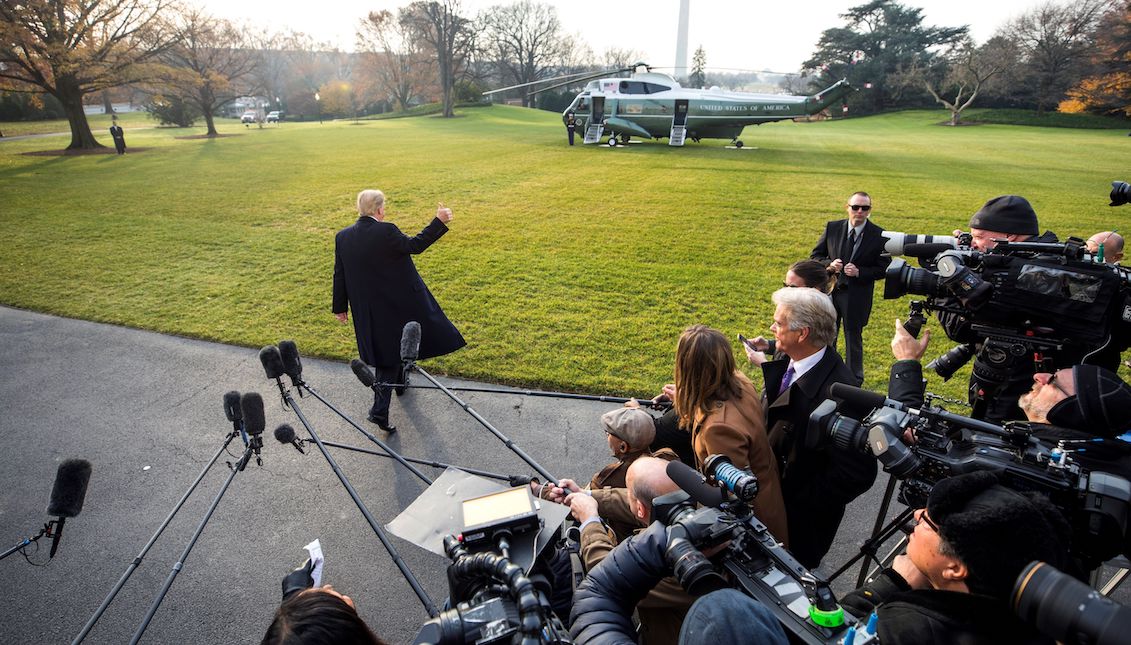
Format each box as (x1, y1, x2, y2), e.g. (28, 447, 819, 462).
(953, 195, 1049, 252)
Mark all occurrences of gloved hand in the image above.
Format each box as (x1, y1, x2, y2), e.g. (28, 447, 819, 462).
(281, 558, 314, 600)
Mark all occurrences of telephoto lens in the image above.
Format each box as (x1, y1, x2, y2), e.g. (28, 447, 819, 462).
(1013, 561, 1131, 645)
(927, 344, 976, 381)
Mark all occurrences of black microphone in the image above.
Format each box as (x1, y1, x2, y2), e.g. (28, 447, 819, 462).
(240, 392, 266, 436)
(666, 460, 726, 508)
(350, 358, 377, 388)
(259, 345, 285, 381)
(222, 391, 248, 444)
(279, 340, 304, 387)
(46, 459, 92, 558)
(903, 242, 957, 258)
(273, 424, 305, 454)
(400, 321, 421, 363)
(828, 382, 906, 414)
(222, 391, 243, 423)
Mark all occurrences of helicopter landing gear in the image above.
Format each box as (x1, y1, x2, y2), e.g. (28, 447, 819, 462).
(734, 139, 744, 148)
(607, 135, 618, 147)
(619, 134, 630, 144)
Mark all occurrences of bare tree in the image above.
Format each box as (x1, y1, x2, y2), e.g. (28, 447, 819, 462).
(601, 47, 646, 71)
(1001, 0, 1115, 114)
(356, 10, 427, 111)
(0, 0, 177, 149)
(478, 1, 569, 107)
(154, 9, 260, 136)
(401, 0, 475, 117)
(902, 37, 1009, 125)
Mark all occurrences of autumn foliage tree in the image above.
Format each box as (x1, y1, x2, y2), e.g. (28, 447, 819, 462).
(1060, 0, 1131, 115)
(356, 9, 428, 111)
(0, 0, 176, 149)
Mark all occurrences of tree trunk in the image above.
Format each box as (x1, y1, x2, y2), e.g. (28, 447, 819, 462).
(950, 109, 959, 126)
(102, 90, 114, 114)
(203, 108, 218, 136)
(57, 76, 102, 150)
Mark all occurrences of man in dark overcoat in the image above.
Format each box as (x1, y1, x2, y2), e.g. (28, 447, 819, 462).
(811, 191, 891, 384)
(332, 189, 465, 431)
(761, 287, 877, 569)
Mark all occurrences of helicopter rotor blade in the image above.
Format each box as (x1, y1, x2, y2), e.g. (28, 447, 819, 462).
(482, 69, 610, 96)
(524, 65, 638, 97)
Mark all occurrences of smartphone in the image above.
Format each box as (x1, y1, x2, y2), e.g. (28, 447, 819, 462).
(737, 333, 758, 351)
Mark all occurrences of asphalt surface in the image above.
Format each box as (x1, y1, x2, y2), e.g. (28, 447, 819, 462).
(1, 305, 1127, 644)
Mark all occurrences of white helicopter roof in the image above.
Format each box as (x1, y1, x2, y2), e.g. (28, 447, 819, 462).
(582, 70, 810, 103)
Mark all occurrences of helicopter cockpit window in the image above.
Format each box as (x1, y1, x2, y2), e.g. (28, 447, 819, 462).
(617, 81, 671, 94)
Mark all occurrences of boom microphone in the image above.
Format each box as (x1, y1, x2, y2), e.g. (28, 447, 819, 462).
(273, 424, 305, 454)
(47, 459, 92, 557)
(240, 392, 266, 436)
(400, 321, 421, 363)
(666, 460, 727, 508)
(350, 359, 377, 388)
(903, 243, 958, 259)
(222, 391, 243, 423)
(279, 340, 304, 387)
(259, 345, 285, 380)
(829, 382, 907, 416)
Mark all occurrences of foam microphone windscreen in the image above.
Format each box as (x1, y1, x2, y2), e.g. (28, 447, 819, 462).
(400, 321, 421, 362)
(223, 391, 243, 422)
(259, 345, 285, 380)
(666, 460, 726, 509)
(47, 459, 92, 518)
(828, 382, 888, 411)
(279, 340, 303, 380)
(903, 243, 956, 258)
(274, 423, 296, 444)
(240, 392, 266, 436)
(350, 359, 376, 388)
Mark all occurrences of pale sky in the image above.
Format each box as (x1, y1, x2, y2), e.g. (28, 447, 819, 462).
(204, 0, 1041, 73)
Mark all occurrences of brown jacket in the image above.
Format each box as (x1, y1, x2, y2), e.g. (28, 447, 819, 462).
(588, 448, 679, 540)
(691, 377, 789, 546)
(579, 494, 693, 645)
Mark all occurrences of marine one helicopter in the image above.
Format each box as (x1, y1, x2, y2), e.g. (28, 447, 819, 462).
(484, 63, 856, 148)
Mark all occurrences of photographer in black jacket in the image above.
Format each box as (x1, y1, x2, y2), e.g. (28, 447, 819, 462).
(569, 470, 1068, 645)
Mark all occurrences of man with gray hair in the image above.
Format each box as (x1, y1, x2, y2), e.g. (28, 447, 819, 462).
(332, 189, 465, 431)
(761, 287, 877, 568)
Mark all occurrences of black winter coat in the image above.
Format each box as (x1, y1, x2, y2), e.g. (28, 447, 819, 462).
(332, 216, 465, 367)
(841, 568, 1052, 645)
(762, 349, 878, 568)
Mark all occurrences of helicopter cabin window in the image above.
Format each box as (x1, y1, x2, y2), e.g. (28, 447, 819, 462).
(617, 81, 671, 94)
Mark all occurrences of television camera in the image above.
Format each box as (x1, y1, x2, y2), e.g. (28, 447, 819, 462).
(651, 458, 879, 645)
(884, 232, 1131, 417)
(413, 486, 572, 645)
(809, 384, 1131, 568)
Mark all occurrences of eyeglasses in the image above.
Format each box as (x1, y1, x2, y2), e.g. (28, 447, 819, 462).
(848, 204, 872, 212)
(1048, 372, 1071, 397)
(917, 508, 940, 532)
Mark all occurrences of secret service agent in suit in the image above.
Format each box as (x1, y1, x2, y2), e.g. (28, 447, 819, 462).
(109, 121, 126, 154)
(332, 189, 466, 431)
(811, 191, 891, 384)
(761, 287, 877, 569)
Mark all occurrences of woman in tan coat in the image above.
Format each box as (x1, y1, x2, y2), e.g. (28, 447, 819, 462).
(668, 324, 789, 546)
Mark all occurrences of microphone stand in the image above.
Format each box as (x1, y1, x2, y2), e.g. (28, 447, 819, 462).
(73, 428, 243, 644)
(320, 440, 535, 486)
(0, 521, 58, 561)
(270, 375, 438, 617)
(290, 377, 432, 485)
(129, 439, 258, 644)
(403, 360, 557, 484)
(372, 382, 673, 410)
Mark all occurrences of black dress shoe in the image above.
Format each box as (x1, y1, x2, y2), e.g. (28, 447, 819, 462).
(367, 414, 396, 433)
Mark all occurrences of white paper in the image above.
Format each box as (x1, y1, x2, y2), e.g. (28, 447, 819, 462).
(303, 538, 324, 587)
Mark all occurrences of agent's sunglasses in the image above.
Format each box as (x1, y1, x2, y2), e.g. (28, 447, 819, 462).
(849, 204, 872, 211)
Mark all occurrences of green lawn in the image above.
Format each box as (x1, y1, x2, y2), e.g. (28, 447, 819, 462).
(1, 106, 1128, 404)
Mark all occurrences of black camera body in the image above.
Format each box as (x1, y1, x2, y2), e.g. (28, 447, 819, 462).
(652, 476, 874, 645)
(810, 395, 1131, 567)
